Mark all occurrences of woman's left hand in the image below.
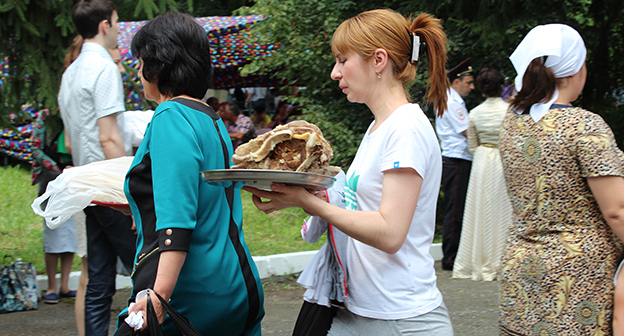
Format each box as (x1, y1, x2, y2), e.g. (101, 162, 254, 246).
(128, 251, 185, 330)
(242, 184, 318, 215)
(128, 290, 166, 331)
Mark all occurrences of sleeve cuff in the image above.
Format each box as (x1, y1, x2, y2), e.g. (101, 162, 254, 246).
(157, 228, 193, 252)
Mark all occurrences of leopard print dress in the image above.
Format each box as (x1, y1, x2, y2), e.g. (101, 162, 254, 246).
(499, 106, 624, 335)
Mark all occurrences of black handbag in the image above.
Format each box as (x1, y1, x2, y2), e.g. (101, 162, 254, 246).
(115, 289, 201, 336)
(292, 300, 341, 336)
(146, 290, 200, 336)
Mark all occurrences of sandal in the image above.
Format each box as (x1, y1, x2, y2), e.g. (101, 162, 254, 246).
(44, 292, 59, 304)
(59, 290, 77, 298)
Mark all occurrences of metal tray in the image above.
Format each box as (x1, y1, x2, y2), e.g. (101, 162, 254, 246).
(201, 169, 335, 191)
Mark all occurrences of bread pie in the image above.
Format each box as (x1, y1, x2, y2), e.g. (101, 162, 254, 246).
(231, 120, 340, 176)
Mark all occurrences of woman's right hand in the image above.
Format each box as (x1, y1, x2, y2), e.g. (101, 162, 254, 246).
(242, 184, 320, 215)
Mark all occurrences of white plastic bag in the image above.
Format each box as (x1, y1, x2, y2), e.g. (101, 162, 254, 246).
(31, 156, 133, 229)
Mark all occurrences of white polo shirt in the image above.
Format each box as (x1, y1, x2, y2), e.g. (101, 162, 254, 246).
(245, 87, 268, 102)
(435, 88, 473, 161)
(58, 43, 128, 166)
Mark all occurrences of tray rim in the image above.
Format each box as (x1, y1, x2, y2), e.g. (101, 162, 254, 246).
(200, 169, 336, 189)
(91, 200, 130, 209)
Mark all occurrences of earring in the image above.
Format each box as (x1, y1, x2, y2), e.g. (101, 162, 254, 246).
(376, 72, 381, 79)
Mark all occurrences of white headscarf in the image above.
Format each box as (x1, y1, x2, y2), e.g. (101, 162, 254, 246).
(509, 24, 587, 122)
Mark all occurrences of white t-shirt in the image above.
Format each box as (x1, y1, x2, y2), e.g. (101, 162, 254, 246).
(245, 87, 268, 102)
(435, 88, 473, 161)
(344, 103, 443, 320)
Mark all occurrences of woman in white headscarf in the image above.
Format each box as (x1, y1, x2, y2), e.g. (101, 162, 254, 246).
(498, 24, 624, 335)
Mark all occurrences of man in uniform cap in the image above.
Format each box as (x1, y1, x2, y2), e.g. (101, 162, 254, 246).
(436, 58, 475, 271)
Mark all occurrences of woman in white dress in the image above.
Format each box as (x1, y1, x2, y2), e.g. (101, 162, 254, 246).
(452, 68, 513, 281)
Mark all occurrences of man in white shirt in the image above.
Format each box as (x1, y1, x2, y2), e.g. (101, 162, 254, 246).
(435, 58, 474, 271)
(58, 1, 135, 335)
(244, 87, 268, 111)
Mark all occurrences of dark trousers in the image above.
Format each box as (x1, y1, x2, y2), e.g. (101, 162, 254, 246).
(441, 156, 472, 270)
(84, 206, 136, 336)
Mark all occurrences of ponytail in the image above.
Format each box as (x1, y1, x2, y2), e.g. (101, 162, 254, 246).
(64, 35, 84, 70)
(510, 58, 556, 112)
(409, 13, 448, 117)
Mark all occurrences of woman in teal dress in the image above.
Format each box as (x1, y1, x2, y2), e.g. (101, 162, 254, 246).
(114, 12, 263, 335)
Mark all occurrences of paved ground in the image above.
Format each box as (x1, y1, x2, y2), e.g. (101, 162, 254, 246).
(0, 261, 499, 336)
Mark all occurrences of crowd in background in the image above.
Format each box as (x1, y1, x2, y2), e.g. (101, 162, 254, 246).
(207, 86, 305, 148)
(30, 0, 624, 335)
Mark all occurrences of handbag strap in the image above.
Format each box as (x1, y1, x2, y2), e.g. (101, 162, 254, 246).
(145, 293, 164, 336)
(3, 254, 14, 266)
(147, 290, 201, 336)
(169, 98, 261, 333)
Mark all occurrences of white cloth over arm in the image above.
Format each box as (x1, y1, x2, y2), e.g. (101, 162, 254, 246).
(298, 170, 347, 307)
(118, 110, 155, 147)
(31, 157, 133, 229)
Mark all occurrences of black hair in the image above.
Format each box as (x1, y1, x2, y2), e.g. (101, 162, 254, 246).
(206, 97, 219, 106)
(476, 68, 505, 97)
(72, 0, 116, 39)
(226, 102, 242, 116)
(131, 11, 213, 99)
(253, 105, 266, 114)
(272, 102, 290, 122)
(276, 101, 289, 111)
(233, 88, 246, 101)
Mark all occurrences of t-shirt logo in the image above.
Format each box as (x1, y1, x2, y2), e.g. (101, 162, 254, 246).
(345, 173, 360, 210)
(393, 161, 400, 169)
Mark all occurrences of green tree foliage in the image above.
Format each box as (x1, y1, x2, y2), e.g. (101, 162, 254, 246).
(191, 0, 253, 17)
(0, 0, 75, 128)
(235, 0, 408, 168)
(116, 0, 190, 21)
(0, 0, 168, 129)
(236, 0, 624, 167)
(235, 0, 455, 168)
(404, 0, 624, 143)
(0, 0, 241, 129)
(4, 0, 623, 157)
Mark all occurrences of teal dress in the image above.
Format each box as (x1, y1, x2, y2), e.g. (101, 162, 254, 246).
(121, 99, 264, 335)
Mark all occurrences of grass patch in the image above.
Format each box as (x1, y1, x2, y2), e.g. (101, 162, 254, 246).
(242, 191, 326, 256)
(0, 165, 83, 273)
(1, 164, 439, 275)
(0, 165, 321, 274)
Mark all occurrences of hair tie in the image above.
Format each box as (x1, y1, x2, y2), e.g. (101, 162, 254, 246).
(409, 32, 424, 63)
